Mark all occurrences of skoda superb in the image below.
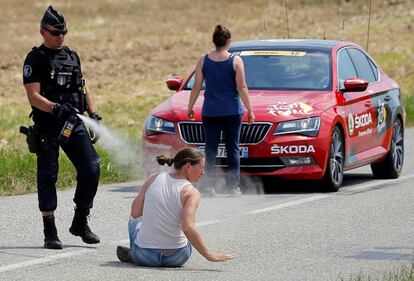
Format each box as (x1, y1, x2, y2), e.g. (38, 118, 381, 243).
(143, 39, 405, 191)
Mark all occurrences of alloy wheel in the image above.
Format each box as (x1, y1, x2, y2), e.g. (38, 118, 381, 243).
(391, 119, 404, 172)
(330, 130, 344, 186)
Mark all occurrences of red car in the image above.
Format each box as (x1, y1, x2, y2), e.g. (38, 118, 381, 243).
(143, 39, 405, 191)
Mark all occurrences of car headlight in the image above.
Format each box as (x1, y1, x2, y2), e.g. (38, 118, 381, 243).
(146, 116, 176, 135)
(274, 117, 321, 137)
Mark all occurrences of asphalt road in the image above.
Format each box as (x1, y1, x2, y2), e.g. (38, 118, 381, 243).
(0, 129, 413, 281)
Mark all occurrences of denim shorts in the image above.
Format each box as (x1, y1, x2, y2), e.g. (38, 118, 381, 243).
(128, 217, 192, 267)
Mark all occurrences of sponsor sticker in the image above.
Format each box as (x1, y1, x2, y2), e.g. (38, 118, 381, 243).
(268, 102, 313, 117)
(376, 100, 387, 134)
(348, 113, 355, 135)
(23, 65, 32, 77)
(271, 144, 315, 155)
(348, 112, 372, 136)
(240, 50, 306, 57)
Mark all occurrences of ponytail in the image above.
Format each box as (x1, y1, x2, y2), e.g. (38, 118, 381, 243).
(155, 148, 204, 170)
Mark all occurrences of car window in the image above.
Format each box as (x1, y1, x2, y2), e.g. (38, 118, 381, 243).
(337, 49, 357, 89)
(347, 48, 376, 83)
(184, 50, 332, 91)
(367, 58, 378, 81)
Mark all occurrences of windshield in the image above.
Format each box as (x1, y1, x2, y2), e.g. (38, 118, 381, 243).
(184, 50, 332, 91)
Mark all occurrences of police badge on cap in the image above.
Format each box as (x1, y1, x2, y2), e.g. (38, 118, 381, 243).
(41, 6, 66, 30)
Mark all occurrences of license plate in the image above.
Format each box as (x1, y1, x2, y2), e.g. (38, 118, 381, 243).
(198, 146, 248, 158)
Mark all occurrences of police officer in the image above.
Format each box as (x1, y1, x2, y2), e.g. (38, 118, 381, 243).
(23, 6, 101, 249)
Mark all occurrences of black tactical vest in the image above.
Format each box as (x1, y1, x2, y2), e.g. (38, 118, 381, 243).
(33, 46, 87, 113)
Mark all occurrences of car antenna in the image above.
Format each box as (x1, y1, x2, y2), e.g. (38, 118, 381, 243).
(340, 19, 345, 41)
(338, 0, 345, 41)
(366, 0, 372, 51)
(284, 0, 290, 39)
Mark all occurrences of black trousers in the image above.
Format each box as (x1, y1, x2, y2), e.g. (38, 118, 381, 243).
(202, 114, 242, 190)
(36, 121, 100, 212)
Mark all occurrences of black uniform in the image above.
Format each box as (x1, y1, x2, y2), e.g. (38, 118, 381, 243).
(23, 44, 100, 212)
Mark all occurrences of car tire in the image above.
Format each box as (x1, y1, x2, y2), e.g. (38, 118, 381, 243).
(371, 118, 404, 179)
(322, 126, 344, 192)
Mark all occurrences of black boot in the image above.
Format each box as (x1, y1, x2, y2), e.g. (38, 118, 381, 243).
(69, 208, 100, 244)
(43, 216, 63, 249)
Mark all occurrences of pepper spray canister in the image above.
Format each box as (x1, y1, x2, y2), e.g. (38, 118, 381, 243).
(59, 115, 77, 143)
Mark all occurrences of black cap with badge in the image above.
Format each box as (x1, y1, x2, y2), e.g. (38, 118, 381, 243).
(40, 6, 66, 31)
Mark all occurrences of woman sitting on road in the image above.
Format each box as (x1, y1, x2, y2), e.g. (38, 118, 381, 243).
(116, 147, 233, 267)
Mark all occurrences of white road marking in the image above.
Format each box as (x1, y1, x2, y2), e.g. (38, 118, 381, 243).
(345, 174, 414, 192)
(0, 249, 93, 273)
(245, 194, 331, 215)
(1, 174, 412, 273)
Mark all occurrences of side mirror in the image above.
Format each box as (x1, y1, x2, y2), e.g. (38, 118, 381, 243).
(166, 76, 183, 91)
(342, 77, 369, 92)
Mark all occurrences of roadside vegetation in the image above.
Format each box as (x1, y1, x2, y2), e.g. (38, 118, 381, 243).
(0, 0, 413, 195)
(340, 263, 414, 281)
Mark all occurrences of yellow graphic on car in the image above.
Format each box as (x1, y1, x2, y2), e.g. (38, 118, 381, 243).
(240, 50, 306, 56)
(299, 102, 313, 112)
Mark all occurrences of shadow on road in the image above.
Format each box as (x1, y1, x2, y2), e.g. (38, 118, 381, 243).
(242, 173, 376, 194)
(346, 246, 414, 261)
(105, 185, 140, 193)
(101, 261, 224, 272)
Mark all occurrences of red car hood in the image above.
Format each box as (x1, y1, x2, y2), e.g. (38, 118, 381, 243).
(151, 89, 336, 122)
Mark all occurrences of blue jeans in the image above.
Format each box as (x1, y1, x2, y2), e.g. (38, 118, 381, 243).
(128, 218, 192, 267)
(202, 114, 243, 190)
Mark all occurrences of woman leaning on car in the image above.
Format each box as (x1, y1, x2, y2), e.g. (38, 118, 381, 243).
(187, 25, 255, 196)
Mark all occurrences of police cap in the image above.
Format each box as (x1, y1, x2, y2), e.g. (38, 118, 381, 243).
(40, 6, 66, 30)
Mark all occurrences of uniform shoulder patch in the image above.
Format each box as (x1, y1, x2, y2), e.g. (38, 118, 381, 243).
(23, 65, 32, 77)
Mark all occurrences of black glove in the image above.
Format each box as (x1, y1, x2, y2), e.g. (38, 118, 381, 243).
(88, 112, 102, 144)
(51, 103, 77, 121)
(89, 112, 102, 123)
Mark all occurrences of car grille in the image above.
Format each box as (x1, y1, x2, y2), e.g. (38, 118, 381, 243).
(178, 122, 272, 145)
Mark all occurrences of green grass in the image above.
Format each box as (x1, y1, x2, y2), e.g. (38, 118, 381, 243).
(340, 263, 414, 281)
(403, 94, 414, 126)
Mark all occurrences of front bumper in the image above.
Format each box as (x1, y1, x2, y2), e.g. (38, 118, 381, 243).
(143, 123, 331, 180)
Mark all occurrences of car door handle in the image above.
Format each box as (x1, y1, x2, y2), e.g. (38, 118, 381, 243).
(364, 101, 372, 107)
(384, 95, 391, 102)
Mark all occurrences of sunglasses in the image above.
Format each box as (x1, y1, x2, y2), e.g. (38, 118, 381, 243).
(43, 27, 68, 36)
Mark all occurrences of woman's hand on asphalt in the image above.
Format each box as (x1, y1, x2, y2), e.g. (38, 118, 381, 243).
(206, 252, 234, 262)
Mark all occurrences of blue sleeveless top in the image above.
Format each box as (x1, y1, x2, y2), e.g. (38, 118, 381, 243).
(201, 54, 244, 117)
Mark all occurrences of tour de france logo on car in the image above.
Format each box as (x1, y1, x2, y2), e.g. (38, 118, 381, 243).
(267, 102, 313, 117)
(377, 100, 387, 134)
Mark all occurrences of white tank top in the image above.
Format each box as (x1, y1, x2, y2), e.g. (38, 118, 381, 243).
(136, 172, 191, 249)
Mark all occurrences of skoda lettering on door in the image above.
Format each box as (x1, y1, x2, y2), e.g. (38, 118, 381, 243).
(349, 112, 372, 135)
